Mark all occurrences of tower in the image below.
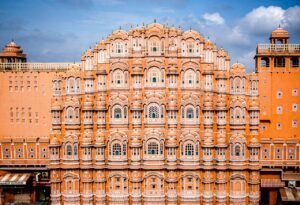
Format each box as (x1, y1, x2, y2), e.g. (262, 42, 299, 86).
(255, 27, 300, 204)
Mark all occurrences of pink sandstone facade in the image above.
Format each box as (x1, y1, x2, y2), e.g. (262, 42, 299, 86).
(48, 23, 260, 205)
(0, 22, 298, 205)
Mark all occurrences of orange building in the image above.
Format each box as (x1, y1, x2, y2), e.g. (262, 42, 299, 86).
(0, 41, 73, 204)
(255, 27, 300, 204)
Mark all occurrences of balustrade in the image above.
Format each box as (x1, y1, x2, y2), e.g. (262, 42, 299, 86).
(0, 62, 79, 71)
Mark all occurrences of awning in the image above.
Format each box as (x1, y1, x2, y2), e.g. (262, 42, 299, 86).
(0, 173, 31, 186)
(282, 172, 300, 181)
(261, 179, 285, 188)
(280, 187, 300, 202)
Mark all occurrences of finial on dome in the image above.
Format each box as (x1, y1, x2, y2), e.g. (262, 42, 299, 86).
(142, 22, 145, 26)
(190, 26, 192, 31)
(119, 26, 121, 30)
(278, 24, 281, 28)
(154, 18, 157, 23)
(236, 59, 239, 63)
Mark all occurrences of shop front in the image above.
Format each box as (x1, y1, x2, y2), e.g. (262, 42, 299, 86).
(0, 171, 50, 205)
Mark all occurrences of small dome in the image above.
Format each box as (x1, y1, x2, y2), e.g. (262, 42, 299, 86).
(203, 95, 213, 108)
(85, 48, 93, 57)
(270, 26, 289, 38)
(83, 96, 94, 110)
(216, 96, 226, 108)
(167, 94, 178, 110)
(95, 95, 106, 110)
(204, 39, 214, 49)
(131, 93, 142, 110)
(249, 99, 259, 109)
(250, 137, 259, 144)
(231, 62, 245, 70)
(3, 40, 23, 54)
(0, 40, 27, 61)
(51, 99, 62, 110)
(50, 135, 60, 145)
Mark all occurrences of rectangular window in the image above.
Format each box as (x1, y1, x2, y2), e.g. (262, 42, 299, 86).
(276, 106, 283, 114)
(292, 89, 298, 96)
(277, 91, 282, 99)
(276, 123, 282, 130)
(292, 104, 298, 112)
(292, 120, 298, 128)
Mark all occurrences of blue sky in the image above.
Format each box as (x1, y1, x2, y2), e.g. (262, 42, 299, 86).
(0, 0, 299, 71)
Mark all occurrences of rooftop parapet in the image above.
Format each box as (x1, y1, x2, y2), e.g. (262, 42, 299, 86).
(0, 62, 81, 71)
(256, 44, 300, 54)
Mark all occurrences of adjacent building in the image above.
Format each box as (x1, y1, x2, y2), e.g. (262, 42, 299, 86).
(0, 41, 72, 204)
(255, 27, 300, 205)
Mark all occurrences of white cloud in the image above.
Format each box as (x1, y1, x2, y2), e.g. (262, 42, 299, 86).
(238, 6, 284, 35)
(202, 12, 224, 25)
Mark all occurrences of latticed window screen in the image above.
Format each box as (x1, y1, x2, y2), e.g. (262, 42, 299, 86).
(186, 108, 194, 119)
(148, 142, 158, 155)
(185, 144, 194, 156)
(149, 105, 159, 118)
(112, 143, 121, 156)
(114, 108, 122, 118)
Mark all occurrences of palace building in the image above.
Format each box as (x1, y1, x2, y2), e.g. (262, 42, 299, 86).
(48, 23, 260, 205)
(0, 22, 298, 205)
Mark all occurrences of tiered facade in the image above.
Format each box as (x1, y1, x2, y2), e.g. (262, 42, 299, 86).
(49, 23, 260, 205)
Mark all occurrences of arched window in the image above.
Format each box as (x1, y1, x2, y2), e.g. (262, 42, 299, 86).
(147, 67, 162, 85)
(114, 108, 122, 118)
(112, 69, 124, 86)
(74, 144, 78, 156)
(290, 57, 299, 68)
(185, 143, 194, 156)
(116, 42, 123, 53)
(183, 69, 196, 87)
(67, 77, 75, 93)
(66, 144, 72, 156)
(186, 107, 194, 119)
(233, 77, 242, 93)
(149, 37, 160, 53)
(148, 142, 159, 155)
(66, 107, 74, 120)
(148, 104, 159, 118)
(274, 57, 285, 67)
(235, 145, 241, 156)
(112, 143, 122, 156)
(261, 57, 270, 68)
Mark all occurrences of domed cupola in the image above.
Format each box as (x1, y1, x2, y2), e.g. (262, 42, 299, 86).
(95, 95, 106, 111)
(0, 40, 27, 63)
(216, 95, 226, 110)
(203, 94, 213, 110)
(270, 26, 289, 44)
(167, 93, 178, 111)
(130, 93, 143, 111)
(166, 130, 177, 148)
(82, 95, 94, 110)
